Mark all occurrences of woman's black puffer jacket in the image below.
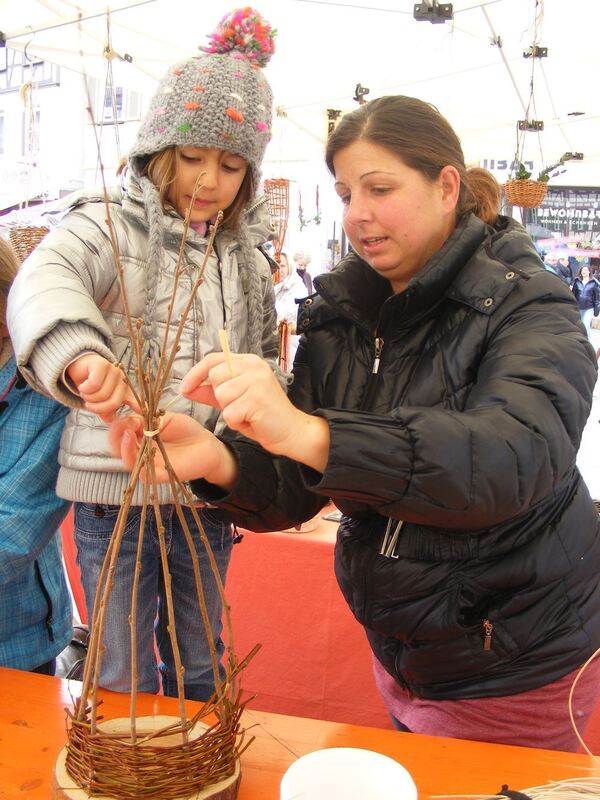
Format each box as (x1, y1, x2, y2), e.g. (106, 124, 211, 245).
(193, 213, 600, 700)
(572, 276, 600, 315)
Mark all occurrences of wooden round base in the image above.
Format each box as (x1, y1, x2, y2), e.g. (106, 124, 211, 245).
(52, 715, 241, 800)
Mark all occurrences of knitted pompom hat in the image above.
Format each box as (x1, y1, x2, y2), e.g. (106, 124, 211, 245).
(129, 7, 276, 191)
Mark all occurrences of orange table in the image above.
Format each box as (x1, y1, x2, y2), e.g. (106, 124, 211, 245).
(1, 668, 599, 799)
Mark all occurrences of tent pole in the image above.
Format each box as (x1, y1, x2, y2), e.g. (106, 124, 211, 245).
(5, 0, 158, 42)
(482, 6, 528, 116)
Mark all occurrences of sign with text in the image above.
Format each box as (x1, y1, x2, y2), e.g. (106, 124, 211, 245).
(529, 187, 600, 236)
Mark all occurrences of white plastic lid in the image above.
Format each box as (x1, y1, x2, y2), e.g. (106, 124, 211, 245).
(280, 747, 418, 800)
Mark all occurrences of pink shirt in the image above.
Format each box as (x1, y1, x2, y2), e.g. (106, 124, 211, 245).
(373, 655, 600, 751)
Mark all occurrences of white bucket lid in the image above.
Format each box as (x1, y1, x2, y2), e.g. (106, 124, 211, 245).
(280, 747, 418, 800)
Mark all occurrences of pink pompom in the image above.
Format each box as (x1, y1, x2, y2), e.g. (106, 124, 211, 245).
(200, 7, 276, 68)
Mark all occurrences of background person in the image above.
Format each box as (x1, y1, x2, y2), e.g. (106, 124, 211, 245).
(111, 94, 600, 751)
(571, 264, 600, 340)
(0, 237, 72, 676)
(8, 7, 279, 701)
(293, 250, 313, 293)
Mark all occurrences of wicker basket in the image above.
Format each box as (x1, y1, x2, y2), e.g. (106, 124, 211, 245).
(9, 225, 50, 262)
(504, 179, 548, 209)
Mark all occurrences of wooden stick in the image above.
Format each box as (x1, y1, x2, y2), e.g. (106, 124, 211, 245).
(218, 329, 235, 377)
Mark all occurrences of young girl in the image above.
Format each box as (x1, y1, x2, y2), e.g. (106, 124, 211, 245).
(0, 237, 72, 675)
(8, 8, 279, 700)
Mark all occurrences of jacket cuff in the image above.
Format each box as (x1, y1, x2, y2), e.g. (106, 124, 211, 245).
(29, 322, 114, 408)
(299, 408, 411, 502)
(190, 438, 279, 513)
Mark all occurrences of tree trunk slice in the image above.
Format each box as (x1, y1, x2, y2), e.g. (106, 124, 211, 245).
(52, 715, 241, 800)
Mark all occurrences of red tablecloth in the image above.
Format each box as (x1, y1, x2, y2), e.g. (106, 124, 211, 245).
(226, 516, 392, 729)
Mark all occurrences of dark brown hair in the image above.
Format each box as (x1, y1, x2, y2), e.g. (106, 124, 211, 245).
(465, 167, 501, 225)
(325, 95, 488, 222)
(143, 146, 254, 230)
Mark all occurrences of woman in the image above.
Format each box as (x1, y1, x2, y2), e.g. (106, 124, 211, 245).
(274, 251, 310, 365)
(110, 96, 600, 749)
(571, 264, 600, 340)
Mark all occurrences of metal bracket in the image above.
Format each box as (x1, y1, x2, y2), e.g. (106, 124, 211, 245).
(523, 45, 548, 58)
(413, 1, 453, 24)
(518, 119, 544, 132)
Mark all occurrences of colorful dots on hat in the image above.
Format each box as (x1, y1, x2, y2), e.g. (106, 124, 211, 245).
(154, 107, 166, 115)
(172, 68, 183, 76)
(255, 121, 268, 132)
(225, 107, 244, 123)
(184, 101, 201, 110)
(192, 85, 206, 91)
(177, 123, 192, 133)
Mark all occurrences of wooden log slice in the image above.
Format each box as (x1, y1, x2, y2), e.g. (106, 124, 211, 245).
(52, 715, 241, 800)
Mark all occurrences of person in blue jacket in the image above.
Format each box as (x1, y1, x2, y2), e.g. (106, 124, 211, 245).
(0, 237, 72, 674)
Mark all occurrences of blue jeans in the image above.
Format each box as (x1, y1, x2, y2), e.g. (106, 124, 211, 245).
(74, 502, 233, 701)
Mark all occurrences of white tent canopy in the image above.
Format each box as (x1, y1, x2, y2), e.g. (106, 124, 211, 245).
(2, 0, 599, 178)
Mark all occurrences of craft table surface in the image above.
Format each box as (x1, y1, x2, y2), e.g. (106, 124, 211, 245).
(1, 668, 598, 799)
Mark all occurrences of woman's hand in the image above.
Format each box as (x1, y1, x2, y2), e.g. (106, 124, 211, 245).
(108, 412, 238, 488)
(180, 352, 331, 472)
(67, 353, 137, 422)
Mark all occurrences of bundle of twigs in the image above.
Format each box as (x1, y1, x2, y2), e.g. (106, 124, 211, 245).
(56, 159, 256, 798)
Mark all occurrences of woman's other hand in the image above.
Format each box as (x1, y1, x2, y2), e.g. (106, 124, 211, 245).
(108, 412, 238, 488)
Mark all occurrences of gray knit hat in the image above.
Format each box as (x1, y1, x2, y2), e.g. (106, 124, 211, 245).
(129, 7, 275, 191)
(127, 8, 276, 359)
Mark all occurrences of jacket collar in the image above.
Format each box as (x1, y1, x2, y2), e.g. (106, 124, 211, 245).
(314, 213, 487, 331)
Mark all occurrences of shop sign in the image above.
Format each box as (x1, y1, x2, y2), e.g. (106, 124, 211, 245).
(529, 187, 600, 235)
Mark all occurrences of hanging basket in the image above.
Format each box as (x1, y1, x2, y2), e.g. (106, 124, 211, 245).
(504, 179, 548, 209)
(9, 225, 50, 262)
(263, 178, 290, 267)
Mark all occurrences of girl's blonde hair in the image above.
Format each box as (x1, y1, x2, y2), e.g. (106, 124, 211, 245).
(143, 147, 254, 230)
(0, 238, 18, 323)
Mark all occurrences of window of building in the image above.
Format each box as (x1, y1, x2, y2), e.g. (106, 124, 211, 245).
(0, 48, 60, 94)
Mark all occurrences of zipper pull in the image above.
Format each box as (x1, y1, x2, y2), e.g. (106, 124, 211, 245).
(483, 618, 493, 651)
(372, 337, 384, 373)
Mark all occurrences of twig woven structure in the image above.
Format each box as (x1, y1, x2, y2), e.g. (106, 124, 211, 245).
(51, 188, 254, 799)
(8, 225, 50, 262)
(264, 178, 290, 271)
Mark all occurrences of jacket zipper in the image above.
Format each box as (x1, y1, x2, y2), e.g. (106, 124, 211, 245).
(482, 618, 493, 651)
(360, 336, 385, 410)
(34, 560, 55, 643)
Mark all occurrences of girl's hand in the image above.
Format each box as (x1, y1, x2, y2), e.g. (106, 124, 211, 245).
(108, 412, 238, 488)
(180, 353, 330, 472)
(67, 354, 137, 422)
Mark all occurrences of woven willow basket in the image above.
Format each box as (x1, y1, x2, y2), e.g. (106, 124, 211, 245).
(504, 179, 548, 209)
(9, 225, 50, 262)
